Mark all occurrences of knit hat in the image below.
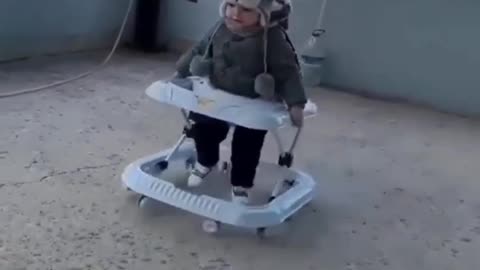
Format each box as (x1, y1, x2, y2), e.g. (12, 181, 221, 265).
(219, 0, 292, 29)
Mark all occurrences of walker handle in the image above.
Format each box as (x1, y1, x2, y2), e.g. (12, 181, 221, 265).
(180, 109, 192, 129)
(272, 126, 302, 161)
(289, 127, 302, 154)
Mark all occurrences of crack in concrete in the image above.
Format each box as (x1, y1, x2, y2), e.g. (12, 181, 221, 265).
(0, 162, 122, 188)
(39, 162, 123, 182)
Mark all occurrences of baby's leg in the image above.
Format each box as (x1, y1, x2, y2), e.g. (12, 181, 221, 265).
(187, 112, 229, 187)
(190, 113, 230, 167)
(230, 126, 268, 189)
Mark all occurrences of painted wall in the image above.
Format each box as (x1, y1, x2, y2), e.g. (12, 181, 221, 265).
(161, 0, 480, 116)
(322, 0, 480, 116)
(0, 0, 134, 61)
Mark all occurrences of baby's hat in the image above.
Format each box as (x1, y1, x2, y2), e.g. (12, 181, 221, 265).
(219, 0, 292, 28)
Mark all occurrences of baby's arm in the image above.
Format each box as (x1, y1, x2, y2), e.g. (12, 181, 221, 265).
(267, 28, 307, 109)
(175, 20, 222, 78)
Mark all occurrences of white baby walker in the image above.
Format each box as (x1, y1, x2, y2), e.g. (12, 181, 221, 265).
(121, 76, 318, 237)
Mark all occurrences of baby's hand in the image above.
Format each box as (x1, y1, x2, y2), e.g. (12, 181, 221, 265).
(289, 106, 304, 128)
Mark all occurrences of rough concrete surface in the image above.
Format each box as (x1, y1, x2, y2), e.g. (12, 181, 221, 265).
(0, 50, 479, 270)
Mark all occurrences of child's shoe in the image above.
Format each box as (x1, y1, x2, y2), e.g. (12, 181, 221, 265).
(231, 186, 250, 205)
(187, 162, 211, 187)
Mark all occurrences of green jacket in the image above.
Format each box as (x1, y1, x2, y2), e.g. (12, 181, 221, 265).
(176, 21, 307, 108)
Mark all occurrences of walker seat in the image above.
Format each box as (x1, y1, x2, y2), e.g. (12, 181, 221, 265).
(121, 76, 318, 237)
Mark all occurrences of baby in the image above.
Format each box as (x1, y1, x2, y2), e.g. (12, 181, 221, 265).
(175, 0, 307, 204)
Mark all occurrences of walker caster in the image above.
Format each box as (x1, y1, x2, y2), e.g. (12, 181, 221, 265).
(202, 219, 220, 234)
(138, 195, 149, 208)
(256, 227, 267, 238)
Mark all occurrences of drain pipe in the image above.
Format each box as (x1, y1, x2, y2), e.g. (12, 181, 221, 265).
(300, 0, 328, 87)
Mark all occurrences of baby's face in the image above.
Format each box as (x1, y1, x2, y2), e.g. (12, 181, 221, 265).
(225, 2, 261, 32)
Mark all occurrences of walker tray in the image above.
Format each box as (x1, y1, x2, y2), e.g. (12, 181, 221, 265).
(145, 76, 317, 131)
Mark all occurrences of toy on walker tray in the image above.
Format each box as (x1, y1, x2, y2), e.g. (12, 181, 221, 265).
(121, 76, 318, 237)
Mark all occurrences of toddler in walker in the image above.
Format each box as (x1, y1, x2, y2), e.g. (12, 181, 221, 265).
(175, 0, 307, 204)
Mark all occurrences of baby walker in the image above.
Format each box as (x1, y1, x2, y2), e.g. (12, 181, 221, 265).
(121, 76, 318, 237)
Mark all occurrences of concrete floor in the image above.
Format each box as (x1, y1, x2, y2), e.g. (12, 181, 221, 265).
(1, 50, 479, 270)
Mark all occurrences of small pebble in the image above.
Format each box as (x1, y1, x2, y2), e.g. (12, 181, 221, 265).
(460, 238, 472, 243)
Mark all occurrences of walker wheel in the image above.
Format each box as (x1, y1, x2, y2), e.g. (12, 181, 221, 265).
(256, 227, 267, 238)
(137, 195, 148, 208)
(202, 219, 220, 234)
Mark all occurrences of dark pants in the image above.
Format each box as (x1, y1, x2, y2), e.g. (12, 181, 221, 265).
(190, 112, 267, 188)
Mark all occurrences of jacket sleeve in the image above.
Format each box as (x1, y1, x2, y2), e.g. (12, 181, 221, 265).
(267, 27, 308, 108)
(175, 20, 222, 78)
